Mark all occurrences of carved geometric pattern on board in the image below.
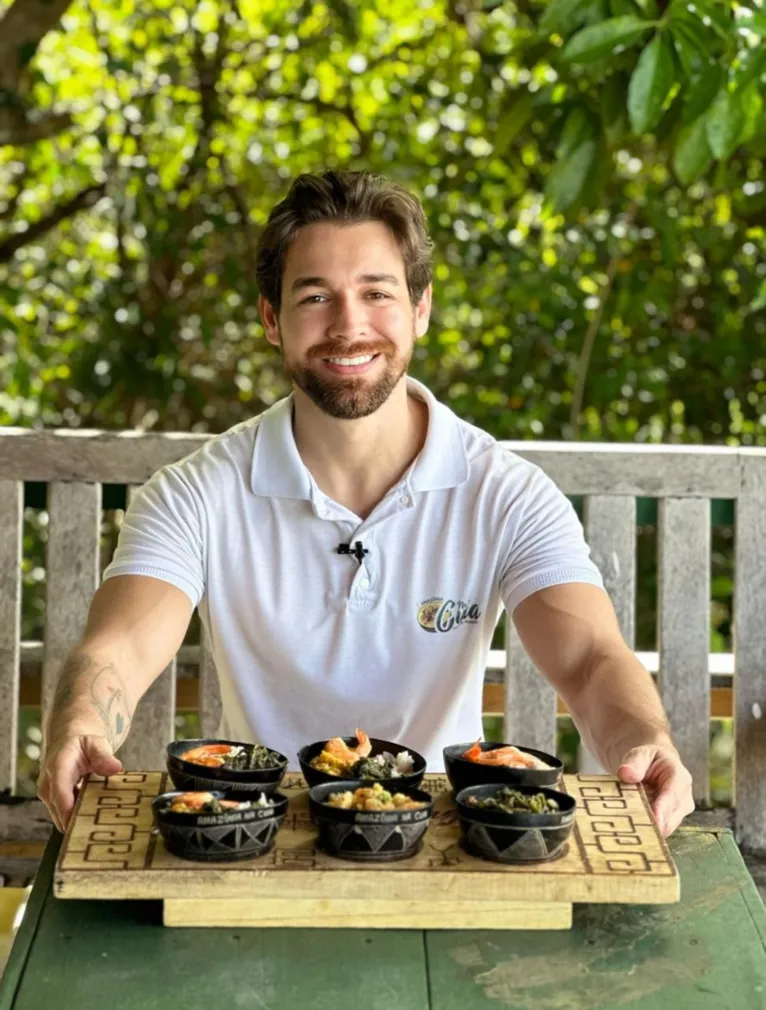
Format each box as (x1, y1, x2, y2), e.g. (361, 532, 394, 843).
(59, 772, 162, 871)
(57, 772, 677, 889)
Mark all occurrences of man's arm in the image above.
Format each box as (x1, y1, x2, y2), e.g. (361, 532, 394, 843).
(512, 582, 694, 836)
(39, 574, 194, 830)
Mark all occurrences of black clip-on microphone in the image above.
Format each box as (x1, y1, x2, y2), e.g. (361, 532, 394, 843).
(337, 541, 368, 563)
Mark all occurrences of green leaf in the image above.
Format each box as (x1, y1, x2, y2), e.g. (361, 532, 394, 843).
(706, 87, 746, 159)
(671, 26, 706, 79)
(739, 81, 763, 144)
(557, 106, 594, 160)
(750, 279, 766, 315)
(539, 0, 592, 35)
(689, 1, 734, 43)
(733, 46, 766, 94)
(601, 72, 628, 142)
(628, 33, 675, 133)
(672, 16, 715, 61)
(654, 91, 684, 142)
(673, 115, 713, 183)
(746, 12, 766, 37)
(561, 16, 653, 64)
(682, 63, 723, 124)
(545, 138, 597, 211)
(608, 0, 641, 16)
(494, 93, 534, 156)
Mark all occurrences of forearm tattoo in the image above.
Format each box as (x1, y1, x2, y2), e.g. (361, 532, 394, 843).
(51, 652, 133, 750)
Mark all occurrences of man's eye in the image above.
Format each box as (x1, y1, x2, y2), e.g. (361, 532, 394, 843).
(367, 292, 390, 300)
(301, 295, 326, 304)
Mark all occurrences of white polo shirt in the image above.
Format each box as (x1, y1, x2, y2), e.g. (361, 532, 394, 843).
(103, 378, 604, 769)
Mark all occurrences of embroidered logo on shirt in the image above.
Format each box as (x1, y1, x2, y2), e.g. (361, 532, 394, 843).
(417, 597, 481, 633)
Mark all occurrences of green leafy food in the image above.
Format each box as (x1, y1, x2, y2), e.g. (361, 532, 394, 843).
(225, 745, 282, 771)
(466, 789, 561, 814)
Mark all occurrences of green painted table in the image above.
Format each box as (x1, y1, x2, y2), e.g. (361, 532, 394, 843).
(1, 827, 765, 1010)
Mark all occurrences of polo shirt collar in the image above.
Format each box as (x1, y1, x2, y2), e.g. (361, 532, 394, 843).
(250, 377, 469, 499)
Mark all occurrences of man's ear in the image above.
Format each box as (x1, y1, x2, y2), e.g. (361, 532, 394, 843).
(414, 283, 432, 339)
(259, 295, 280, 347)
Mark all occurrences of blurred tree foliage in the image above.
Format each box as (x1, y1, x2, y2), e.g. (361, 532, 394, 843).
(3, 0, 758, 799)
(1, 0, 764, 442)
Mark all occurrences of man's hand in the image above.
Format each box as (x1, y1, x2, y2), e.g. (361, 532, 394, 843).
(617, 744, 694, 837)
(38, 735, 123, 833)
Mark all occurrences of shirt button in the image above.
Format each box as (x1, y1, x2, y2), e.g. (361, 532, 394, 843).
(360, 577, 370, 589)
(400, 495, 411, 507)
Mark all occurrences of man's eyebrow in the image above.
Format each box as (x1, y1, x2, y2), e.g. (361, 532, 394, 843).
(291, 276, 326, 292)
(290, 273, 401, 293)
(358, 273, 400, 286)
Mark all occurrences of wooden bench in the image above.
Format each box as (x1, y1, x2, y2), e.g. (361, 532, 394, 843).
(1, 429, 765, 854)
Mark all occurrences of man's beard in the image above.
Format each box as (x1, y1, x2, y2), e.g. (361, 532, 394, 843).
(280, 330, 414, 420)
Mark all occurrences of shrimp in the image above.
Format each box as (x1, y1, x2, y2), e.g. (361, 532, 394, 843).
(323, 728, 372, 768)
(170, 792, 215, 811)
(181, 743, 232, 768)
(169, 792, 241, 813)
(461, 740, 540, 768)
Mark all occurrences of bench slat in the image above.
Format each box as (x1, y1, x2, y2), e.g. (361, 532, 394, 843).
(734, 460, 766, 850)
(42, 483, 101, 730)
(584, 495, 636, 647)
(199, 625, 222, 739)
(658, 498, 711, 805)
(504, 620, 557, 755)
(581, 495, 637, 772)
(118, 488, 176, 771)
(0, 481, 22, 792)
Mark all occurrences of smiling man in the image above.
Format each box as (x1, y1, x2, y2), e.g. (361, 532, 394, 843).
(38, 170, 694, 838)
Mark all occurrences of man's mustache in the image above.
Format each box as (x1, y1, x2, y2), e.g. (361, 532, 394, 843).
(307, 342, 391, 360)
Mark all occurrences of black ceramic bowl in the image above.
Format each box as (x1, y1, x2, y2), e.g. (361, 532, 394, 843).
(166, 738, 289, 795)
(152, 790, 289, 862)
(443, 741, 562, 795)
(297, 736, 426, 790)
(308, 780, 434, 862)
(455, 783, 575, 864)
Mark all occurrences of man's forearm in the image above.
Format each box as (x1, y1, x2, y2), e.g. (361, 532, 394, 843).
(45, 648, 134, 752)
(567, 647, 675, 771)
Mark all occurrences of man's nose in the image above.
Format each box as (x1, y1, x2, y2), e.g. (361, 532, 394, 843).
(329, 295, 367, 339)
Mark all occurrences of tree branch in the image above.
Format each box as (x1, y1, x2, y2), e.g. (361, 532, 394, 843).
(0, 182, 106, 263)
(0, 110, 72, 148)
(567, 205, 638, 438)
(0, 0, 75, 90)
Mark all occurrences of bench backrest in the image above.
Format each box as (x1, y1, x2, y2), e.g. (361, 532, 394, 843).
(1, 430, 764, 848)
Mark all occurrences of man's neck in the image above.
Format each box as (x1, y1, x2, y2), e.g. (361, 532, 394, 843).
(292, 379, 428, 519)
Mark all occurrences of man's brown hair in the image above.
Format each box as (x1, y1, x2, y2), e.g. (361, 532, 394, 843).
(255, 170, 433, 311)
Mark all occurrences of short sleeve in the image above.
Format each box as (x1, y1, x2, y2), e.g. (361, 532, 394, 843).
(500, 467, 604, 615)
(102, 465, 205, 608)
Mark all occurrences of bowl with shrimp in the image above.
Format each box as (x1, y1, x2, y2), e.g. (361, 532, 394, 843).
(166, 738, 289, 795)
(442, 740, 562, 795)
(297, 729, 426, 790)
(308, 780, 434, 862)
(455, 783, 575, 864)
(152, 789, 289, 862)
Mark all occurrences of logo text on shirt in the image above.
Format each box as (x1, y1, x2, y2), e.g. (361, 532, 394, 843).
(417, 597, 481, 634)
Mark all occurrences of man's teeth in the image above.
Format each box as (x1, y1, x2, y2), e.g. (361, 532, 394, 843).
(325, 354, 375, 366)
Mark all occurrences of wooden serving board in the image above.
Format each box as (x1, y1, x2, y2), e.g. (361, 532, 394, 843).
(54, 772, 679, 930)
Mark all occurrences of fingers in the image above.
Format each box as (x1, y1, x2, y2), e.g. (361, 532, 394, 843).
(37, 735, 123, 835)
(618, 745, 694, 837)
(83, 737, 124, 777)
(651, 767, 695, 837)
(44, 746, 83, 833)
(37, 771, 63, 834)
(617, 745, 655, 783)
